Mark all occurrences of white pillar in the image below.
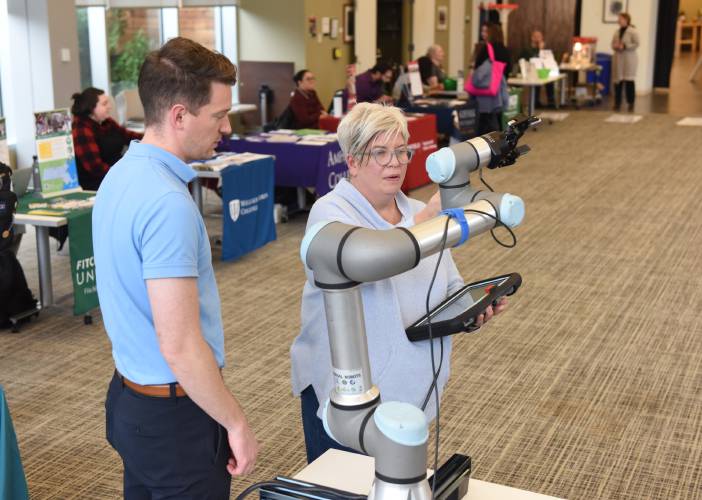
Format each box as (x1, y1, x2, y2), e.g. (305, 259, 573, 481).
(448, 0, 465, 75)
(161, 7, 179, 44)
(87, 6, 110, 94)
(413, 0, 435, 61)
(354, 0, 377, 70)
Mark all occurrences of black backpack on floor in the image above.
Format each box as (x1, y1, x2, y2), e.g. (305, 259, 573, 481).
(0, 164, 38, 329)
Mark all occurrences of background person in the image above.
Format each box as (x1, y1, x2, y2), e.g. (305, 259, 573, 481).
(418, 45, 447, 90)
(612, 12, 639, 112)
(353, 62, 394, 104)
(93, 37, 258, 499)
(475, 23, 511, 78)
(290, 103, 507, 463)
(289, 69, 327, 128)
(518, 30, 555, 108)
(71, 87, 143, 191)
(472, 26, 511, 135)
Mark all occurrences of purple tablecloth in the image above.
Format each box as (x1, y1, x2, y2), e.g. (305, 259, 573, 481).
(218, 137, 347, 196)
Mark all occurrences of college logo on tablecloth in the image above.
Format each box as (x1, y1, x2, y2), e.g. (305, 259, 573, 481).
(229, 199, 241, 222)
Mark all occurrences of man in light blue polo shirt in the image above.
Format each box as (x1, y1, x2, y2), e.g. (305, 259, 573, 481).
(93, 37, 258, 499)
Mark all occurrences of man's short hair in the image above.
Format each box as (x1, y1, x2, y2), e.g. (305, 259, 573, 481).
(138, 37, 237, 127)
(371, 62, 392, 75)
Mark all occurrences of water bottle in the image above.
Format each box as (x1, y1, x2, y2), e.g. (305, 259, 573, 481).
(32, 155, 41, 193)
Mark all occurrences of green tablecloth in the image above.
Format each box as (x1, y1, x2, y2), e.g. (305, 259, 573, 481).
(0, 386, 29, 500)
(17, 191, 99, 315)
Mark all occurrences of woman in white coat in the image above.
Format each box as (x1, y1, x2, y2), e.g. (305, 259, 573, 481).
(612, 12, 639, 112)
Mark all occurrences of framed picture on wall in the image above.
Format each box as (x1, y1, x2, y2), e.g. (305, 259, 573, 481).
(603, 0, 628, 23)
(343, 4, 354, 43)
(437, 6, 448, 31)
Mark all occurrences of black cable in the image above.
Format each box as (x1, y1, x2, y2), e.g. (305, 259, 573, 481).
(463, 208, 518, 248)
(420, 337, 444, 411)
(422, 215, 451, 500)
(421, 208, 517, 410)
(236, 480, 367, 500)
(478, 165, 494, 192)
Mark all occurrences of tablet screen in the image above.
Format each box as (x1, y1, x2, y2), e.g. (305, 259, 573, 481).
(416, 276, 509, 326)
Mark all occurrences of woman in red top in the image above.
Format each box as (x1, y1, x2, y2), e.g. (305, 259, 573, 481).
(71, 87, 143, 191)
(289, 70, 327, 129)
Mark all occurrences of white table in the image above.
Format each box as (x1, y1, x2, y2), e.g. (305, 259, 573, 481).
(13, 213, 66, 307)
(294, 449, 564, 500)
(189, 153, 274, 214)
(507, 74, 567, 117)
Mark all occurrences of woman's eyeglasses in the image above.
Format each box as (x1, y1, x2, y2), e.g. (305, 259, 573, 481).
(358, 148, 414, 166)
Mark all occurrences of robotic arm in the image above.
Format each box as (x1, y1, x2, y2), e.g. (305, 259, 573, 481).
(299, 116, 539, 500)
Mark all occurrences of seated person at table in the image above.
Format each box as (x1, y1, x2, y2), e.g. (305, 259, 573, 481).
(418, 45, 446, 90)
(289, 69, 327, 129)
(518, 30, 555, 108)
(71, 87, 143, 191)
(353, 62, 394, 104)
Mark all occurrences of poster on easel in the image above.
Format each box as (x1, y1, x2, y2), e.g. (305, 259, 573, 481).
(0, 117, 9, 165)
(34, 108, 80, 196)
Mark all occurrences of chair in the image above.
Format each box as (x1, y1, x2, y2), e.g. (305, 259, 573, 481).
(115, 88, 145, 127)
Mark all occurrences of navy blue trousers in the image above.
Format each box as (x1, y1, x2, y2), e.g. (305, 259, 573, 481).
(300, 385, 358, 463)
(105, 372, 231, 499)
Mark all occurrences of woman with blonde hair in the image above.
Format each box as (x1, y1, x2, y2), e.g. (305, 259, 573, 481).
(290, 103, 507, 462)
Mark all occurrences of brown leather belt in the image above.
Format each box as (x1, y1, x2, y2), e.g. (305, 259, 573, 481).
(119, 372, 187, 398)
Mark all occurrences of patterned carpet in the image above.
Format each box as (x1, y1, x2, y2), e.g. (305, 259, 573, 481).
(2, 111, 701, 499)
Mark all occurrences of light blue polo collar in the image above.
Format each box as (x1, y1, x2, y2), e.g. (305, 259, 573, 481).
(126, 140, 197, 184)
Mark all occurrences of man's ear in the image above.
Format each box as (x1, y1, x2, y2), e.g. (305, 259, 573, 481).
(168, 104, 188, 130)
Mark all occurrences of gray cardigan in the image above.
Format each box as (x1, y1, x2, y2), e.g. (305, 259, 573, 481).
(290, 179, 464, 420)
(612, 26, 639, 82)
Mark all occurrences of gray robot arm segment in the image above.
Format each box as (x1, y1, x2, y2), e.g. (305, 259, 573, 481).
(303, 199, 506, 288)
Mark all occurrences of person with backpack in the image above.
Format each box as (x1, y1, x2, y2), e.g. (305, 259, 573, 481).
(0, 164, 38, 329)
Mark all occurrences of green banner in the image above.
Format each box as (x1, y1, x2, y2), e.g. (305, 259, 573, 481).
(68, 209, 98, 316)
(16, 192, 98, 315)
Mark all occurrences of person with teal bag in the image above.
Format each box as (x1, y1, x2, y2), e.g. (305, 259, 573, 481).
(0, 386, 29, 500)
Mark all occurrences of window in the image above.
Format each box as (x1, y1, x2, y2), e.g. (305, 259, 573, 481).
(76, 5, 239, 102)
(77, 8, 92, 90)
(108, 8, 163, 95)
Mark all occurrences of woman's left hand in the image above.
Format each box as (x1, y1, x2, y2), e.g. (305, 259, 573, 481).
(474, 296, 508, 328)
(414, 191, 442, 224)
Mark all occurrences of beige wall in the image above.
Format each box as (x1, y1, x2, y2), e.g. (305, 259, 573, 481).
(434, 0, 450, 66)
(47, 0, 81, 109)
(355, 0, 377, 71)
(304, 0, 353, 108)
(414, 0, 436, 62)
(679, 0, 702, 19)
(238, 0, 306, 70)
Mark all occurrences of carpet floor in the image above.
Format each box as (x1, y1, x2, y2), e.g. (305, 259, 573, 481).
(2, 110, 701, 499)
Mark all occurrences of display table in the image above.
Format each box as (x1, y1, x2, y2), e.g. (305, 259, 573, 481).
(14, 191, 97, 314)
(295, 449, 563, 500)
(0, 386, 29, 500)
(506, 74, 567, 117)
(219, 134, 347, 199)
(402, 99, 477, 140)
(318, 113, 438, 192)
(191, 153, 277, 261)
(558, 63, 602, 107)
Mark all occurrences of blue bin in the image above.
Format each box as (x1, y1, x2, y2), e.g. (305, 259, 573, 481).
(587, 53, 612, 96)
